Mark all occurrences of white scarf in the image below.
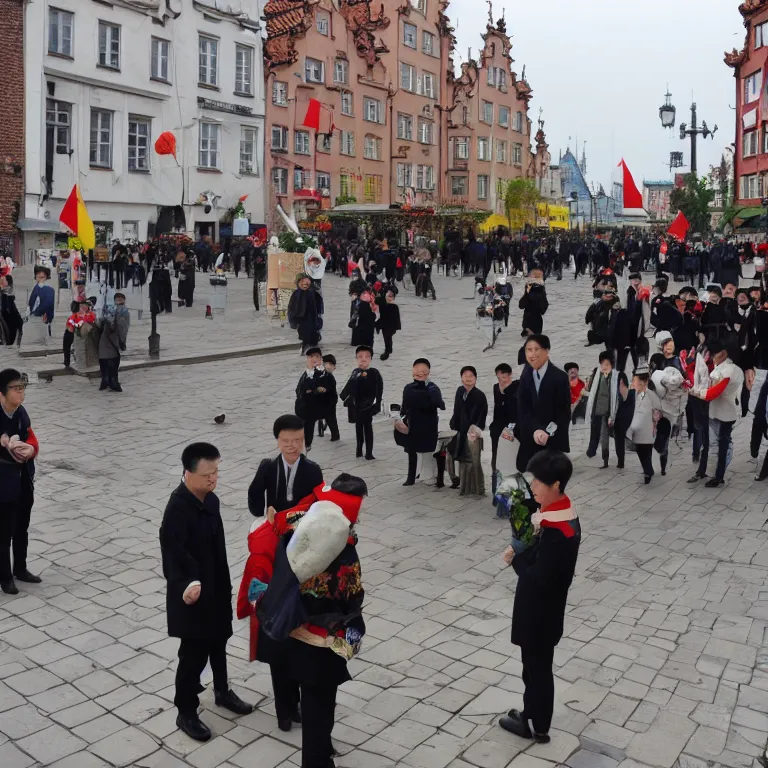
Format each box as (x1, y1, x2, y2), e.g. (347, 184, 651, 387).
(530, 502, 577, 532)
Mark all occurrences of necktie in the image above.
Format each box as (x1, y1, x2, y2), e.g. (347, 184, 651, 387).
(285, 464, 293, 500)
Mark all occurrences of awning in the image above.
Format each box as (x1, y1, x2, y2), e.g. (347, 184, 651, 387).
(15, 218, 64, 233)
(479, 213, 509, 233)
(732, 206, 764, 228)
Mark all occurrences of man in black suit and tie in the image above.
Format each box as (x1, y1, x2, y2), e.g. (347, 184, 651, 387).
(515, 335, 571, 472)
(247, 414, 323, 732)
(248, 414, 324, 518)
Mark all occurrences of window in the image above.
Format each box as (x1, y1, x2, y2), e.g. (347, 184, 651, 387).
(422, 72, 436, 99)
(295, 130, 310, 155)
(235, 44, 253, 94)
(151, 37, 170, 81)
(93, 222, 114, 247)
(364, 97, 383, 124)
(340, 130, 355, 155)
(461, 106, 469, 125)
(334, 59, 348, 84)
(48, 8, 73, 57)
(341, 91, 353, 116)
(396, 163, 413, 187)
(316, 12, 329, 35)
(416, 0, 426, 11)
(294, 168, 306, 190)
(398, 113, 413, 140)
(498, 106, 510, 128)
(46, 99, 71, 153)
(451, 176, 467, 196)
(757, 21, 768, 49)
(481, 101, 493, 124)
(513, 143, 522, 165)
(89, 109, 113, 168)
(364, 174, 383, 203)
(764, 127, 768, 154)
(271, 125, 288, 150)
(745, 70, 763, 104)
(416, 164, 434, 190)
(514, 111, 524, 132)
(240, 126, 258, 174)
(316, 172, 331, 191)
(272, 81, 288, 106)
(199, 35, 219, 86)
(496, 139, 507, 163)
(487, 66, 495, 87)
(339, 173, 352, 197)
(98, 22, 120, 69)
(418, 119, 433, 144)
(128, 117, 151, 172)
(422, 31, 435, 55)
(400, 62, 415, 91)
(305, 57, 324, 83)
(455, 137, 469, 160)
(741, 173, 759, 199)
(364, 135, 382, 160)
(403, 22, 417, 48)
(318, 133, 332, 153)
(198, 122, 221, 168)
(272, 168, 288, 195)
(477, 137, 490, 161)
(744, 130, 759, 157)
(122, 221, 138, 241)
(496, 69, 507, 90)
(478, 174, 489, 200)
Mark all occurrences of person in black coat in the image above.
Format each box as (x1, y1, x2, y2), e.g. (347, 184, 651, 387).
(340, 346, 384, 459)
(376, 289, 401, 361)
(248, 415, 324, 518)
(448, 366, 488, 494)
(490, 363, 518, 494)
(178, 255, 196, 307)
(606, 297, 632, 375)
(160, 443, 253, 742)
(294, 348, 337, 450)
(499, 450, 580, 743)
(351, 294, 376, 349)
(400, 358, 445, 485)
(514, 335, 571, 472)
(519, 269, 548, 336)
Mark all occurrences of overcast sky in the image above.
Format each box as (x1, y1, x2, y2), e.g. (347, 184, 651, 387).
(449, 0, 745, 189)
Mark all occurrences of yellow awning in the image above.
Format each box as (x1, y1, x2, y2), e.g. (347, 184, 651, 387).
(479, 213, 510, 233)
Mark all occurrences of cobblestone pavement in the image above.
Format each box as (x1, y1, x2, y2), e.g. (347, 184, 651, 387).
(1, 264, 767, 768)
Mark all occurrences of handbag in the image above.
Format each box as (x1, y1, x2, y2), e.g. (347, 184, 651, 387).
(209, 275, 227, 287)
(625, 437, 637, 453)
(256, 539, 308, 641)
(347, 312, 358, 329)
(393, 415, 409, 448)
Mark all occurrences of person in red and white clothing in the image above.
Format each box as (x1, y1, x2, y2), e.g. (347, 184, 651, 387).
(0, 368, 41, 594)
(62, 298, 96, 369)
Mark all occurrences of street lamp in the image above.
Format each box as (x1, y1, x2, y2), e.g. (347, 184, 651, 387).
(658, 91, 717, 177)
(659, 91, 676, 129)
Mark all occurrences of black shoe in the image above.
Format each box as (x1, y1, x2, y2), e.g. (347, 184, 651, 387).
(99, 383, 108, 391)
(450, 478, 460, 489)
(293, 704, 302, 724)
(13, 569, 41, 584)
(498, 709, 548, 742)
(435, 480, 445, 489)
(176, 713, 211, 742)
(330, 436, 340, 442)
(687, 473, 707, 483)
(109, 385, 123, 393)
(214, 688, 253, 715)
(661, 470, 666, 476)
(705, 478, 725, 488)
(278, 718, 293, 732)
(365, 454, 376, 461)
(644, 476, 652, 485)
(755, 473, 768, 482)
(617, 463, 624, 469)
(601, 459, 609, 469)
(1, 580, 18, 595)
(380, 352, 389, 361)
(403, 479, 415, 486)
(585, 451, 596, 459)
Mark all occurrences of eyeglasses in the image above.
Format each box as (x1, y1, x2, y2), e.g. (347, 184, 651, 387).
(7, 384, 27, 392)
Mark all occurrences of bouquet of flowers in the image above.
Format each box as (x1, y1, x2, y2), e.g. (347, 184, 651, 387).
(494, 472, 537, 552)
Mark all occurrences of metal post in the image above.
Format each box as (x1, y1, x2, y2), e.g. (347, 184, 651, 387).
(690, 103, 698, 177)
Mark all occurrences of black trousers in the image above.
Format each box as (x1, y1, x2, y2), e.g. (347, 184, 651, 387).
(301, 683, 338, 768)
(406, 450, 418, 483)
(271, 667, 300, 723)
(304, 419, 316, 449)
(613, 422, 627, 468)
(317, 412, 340, 440)
(99, 357, 121, 389)
(521, 645, 555, 735)
(63, 330, 74, 367)
(174, 637, 229, 716)
(0, 479, 34, 582)
(381, 330, 394, 355)
(355, 412, 374, 456)
(636, 444, 654, 477)
(587, 414, 610, 461)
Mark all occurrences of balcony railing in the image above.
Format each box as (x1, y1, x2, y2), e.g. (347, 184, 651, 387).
(451, 158, 469, 171)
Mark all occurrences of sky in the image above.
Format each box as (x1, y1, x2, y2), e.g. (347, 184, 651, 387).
(449, 0, 745, 190)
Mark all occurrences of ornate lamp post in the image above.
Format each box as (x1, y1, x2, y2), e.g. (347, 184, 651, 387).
(659, 91, 676, 129)
(659, 90, 716, 177)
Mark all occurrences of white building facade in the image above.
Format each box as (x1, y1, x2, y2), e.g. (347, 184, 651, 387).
(21, 0, 265, 258)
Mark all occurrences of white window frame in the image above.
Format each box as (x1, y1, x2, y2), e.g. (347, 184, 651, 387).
(48, 7, 73, 57)
(482, 101, 493, 124)
(397, 113, 413, 140)
(455, 137, 469, 160)
(757, 21, 768, 50)
(745, 70, 763, 104)
(340, 130, 355, 156)
(334, 59, 348, 84)
(418, 119, 432, 145)
(416, 164, 434, 190)
(742, 173, 759, 199)
(422, 31, 434, 55)
(98, 21, 120, 69)
(46, 99, 71, 154)
(743, 130, 759, 158)
(316, 12, 329, 35)
(305, 57, 324, 84)
(272, 81, 288, 106)
(487, 66, 495, 87)
(364, 135, 381, 160)
(128, 116, 151, 172)
(151, 37, 170, 81)
(400, 62, 415, 92)
(198, 122, 221, 169)
(341, 91, 353, 116)
(294, 168, 306, 191)
(318, 134, 332, 153)
(513, 143, 523, 165)
(496, 68, 507, 90)
(199, 35, 219, 86)
(403, 22, 417, 48)
(514, 111, 524, 132)
(478, 174, 489, 200)
(316, 172, 331, 191)
(451, 176, 467, 196)
(763, 127, 768, 154)
(272, 167, 288, 195)
(364, 97, 383, 124)
(295, 130, 311, 155)
(422, 72, 436, 99)
(496, 139, 507, 163)
(416, 0, 427, 12)
(271, 125, 288, 150)
(477, 137, 490, 161)
(89, 109, 113, 168)
(397, 163, 413, 188)
(240, 126, 258, 175)
(499, 106, 510, 128)
(235, 44, 254, 95)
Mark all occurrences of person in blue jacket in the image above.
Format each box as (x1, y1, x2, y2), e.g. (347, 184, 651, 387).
(28, 266, 55, 337)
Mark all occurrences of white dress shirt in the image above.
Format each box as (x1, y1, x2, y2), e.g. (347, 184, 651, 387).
(533, 360, 549, 394)
(283, 455, 301, 502)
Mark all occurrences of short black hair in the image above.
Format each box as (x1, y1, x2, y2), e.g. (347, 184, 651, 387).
(526, 450, 573, 492)
(707, 340, 726, 356)
(331, 472, 368, 497)
(273, 414, 305, 438)
(564, 362, 579, 373)
(495, 363, 513, 375)
(460, 365, 477, 377)
(181, 442, 220, 472)
(305, 346, 322, 357)
(0, 368, 23, 395)
(355, 345, 373, 356)
(33, 266, 51, 279)
(114, 292, 125, 300)
(649, 353, 665, 372)
(525, 334, 551, 350)
(598, 351, 614, 365)
(413, 357, 431, 368)
(708, 285, 722, 297)
(322, 354, 336, 366)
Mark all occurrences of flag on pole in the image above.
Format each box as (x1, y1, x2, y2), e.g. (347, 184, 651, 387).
(302, 98, 322, 130)
(59, 185, 95, 251)
(618, 159, 643, 209)
(667, 210, 690, 241)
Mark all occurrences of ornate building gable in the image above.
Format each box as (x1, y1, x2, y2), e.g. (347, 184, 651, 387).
(725, 0, 768, 69)
(447, 61, 477, 123)
(338, 0, 391, 69)
(263, 0, 318, 71)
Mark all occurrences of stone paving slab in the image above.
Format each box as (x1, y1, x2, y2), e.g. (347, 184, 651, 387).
(1, 265, 768, 767)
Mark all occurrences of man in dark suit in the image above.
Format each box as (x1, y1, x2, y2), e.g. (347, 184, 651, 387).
(248, 414, 324, 518)
(514, 335, 571, 472)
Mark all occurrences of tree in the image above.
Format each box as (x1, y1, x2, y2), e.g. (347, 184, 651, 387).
(669, 173, 715, 235)
(503, 178, 541, 230)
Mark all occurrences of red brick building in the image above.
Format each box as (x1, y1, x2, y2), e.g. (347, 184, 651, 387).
(726, 0, 768, 207)
(0, 0, 25, 259)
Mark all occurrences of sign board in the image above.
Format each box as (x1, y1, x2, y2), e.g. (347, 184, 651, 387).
(267, 252, 305, 291)
(93, 247, 110, 263)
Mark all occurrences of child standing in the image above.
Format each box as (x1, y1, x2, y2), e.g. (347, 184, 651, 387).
(295, 347, 333, 451)
(317, 354, 340, 441)
(340, 345, 383, 460)
(376, 289, 401, 361)
(63, 299, 96, 368)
